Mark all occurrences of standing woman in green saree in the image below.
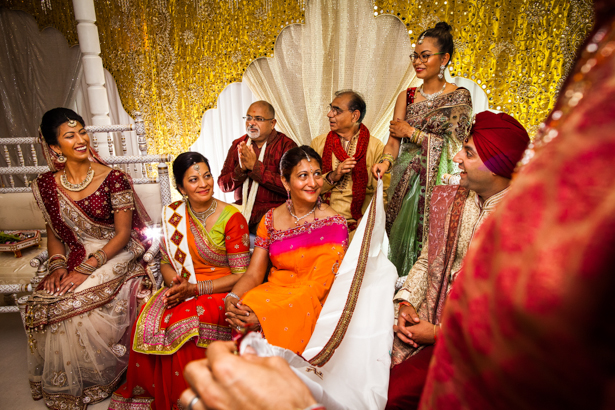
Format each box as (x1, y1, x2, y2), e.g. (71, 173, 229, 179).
(372, 22, 473, 278)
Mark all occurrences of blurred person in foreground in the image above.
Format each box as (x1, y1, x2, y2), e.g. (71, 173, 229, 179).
(419, 1, 615, 408)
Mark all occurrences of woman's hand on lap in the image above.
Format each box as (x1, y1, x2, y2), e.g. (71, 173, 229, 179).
(164, 274, 195, 309)
(42, 269, 67, 294)
(57, 271, 89, 296)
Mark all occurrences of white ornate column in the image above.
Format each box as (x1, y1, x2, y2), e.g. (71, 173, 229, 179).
(72, 0, 112, 156)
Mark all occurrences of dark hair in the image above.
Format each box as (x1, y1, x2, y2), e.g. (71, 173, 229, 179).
(418, 22, 454, 65)
(172, 152, 211, 193)
(279, 146, 322, 182)
(334, 90, 367, 123)
(251, 100, 275, 119)
(40, 107, 85, 146)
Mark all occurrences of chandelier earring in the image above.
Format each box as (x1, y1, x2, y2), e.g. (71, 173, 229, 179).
(57, 152, 66, 163)
(438, 65, 446, 80)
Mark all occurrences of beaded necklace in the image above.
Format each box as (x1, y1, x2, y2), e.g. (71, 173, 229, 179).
(61, 165, 95, 192)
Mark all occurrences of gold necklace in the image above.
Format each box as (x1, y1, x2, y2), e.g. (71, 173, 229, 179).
(61, 166, 94, 192)
(190, 199, 217, 223)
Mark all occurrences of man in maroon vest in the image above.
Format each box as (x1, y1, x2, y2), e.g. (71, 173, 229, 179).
(218, 101, 297, 234)
(386, 111, 530, 410)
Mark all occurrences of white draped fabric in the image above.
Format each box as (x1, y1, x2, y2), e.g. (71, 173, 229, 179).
(241, 179, 397, 409)
(190, 82, 257, 203)
(0, 8, 81, 187)
(243, 0, 419, 144)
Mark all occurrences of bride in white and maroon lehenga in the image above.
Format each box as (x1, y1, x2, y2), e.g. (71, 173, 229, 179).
(25, 108, 156, 410)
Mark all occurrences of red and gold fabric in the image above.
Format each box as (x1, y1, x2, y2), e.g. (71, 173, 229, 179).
(26, 169, 154, 410)
(110, 203, 250, 410)
(218, 130, 297, 232)
(419, 15, 615, 410)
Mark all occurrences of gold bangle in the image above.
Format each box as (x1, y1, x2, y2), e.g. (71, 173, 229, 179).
(410, 128, 422, 144)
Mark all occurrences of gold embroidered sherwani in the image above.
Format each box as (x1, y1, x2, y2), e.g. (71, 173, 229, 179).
(394, 186, 510, 309)
(311, 131, 389, 232)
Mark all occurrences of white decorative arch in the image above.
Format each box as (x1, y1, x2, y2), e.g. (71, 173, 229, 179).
(243, 0, 419, 144)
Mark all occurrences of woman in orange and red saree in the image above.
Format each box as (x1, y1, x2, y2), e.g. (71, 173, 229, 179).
(109, 152, 250, 410)
(26, 108, 155, 410)
(225, 146, 348, 355)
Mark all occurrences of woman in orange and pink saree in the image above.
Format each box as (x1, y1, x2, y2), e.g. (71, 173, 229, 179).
(225, 146, 348, 355)
(109, 152, 250, 410)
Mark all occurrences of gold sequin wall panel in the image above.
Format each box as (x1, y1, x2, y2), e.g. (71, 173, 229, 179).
(4, 0, 593, 155)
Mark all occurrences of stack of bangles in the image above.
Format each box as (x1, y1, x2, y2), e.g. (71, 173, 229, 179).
(409, 128, 424, 145)
(73, 249, 108, 276)
(47, 254, 68, 274)
(89, 249, 108, 268)
(195, 280, 214, 297)
(379, 153, 395, 173)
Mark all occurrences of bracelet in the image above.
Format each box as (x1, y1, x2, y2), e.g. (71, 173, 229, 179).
(74, 262, 97, 275)
(399, 301, 412, 308)
(196, 280, 213, 297)
(88, 249, 108, 268)
(224, 292, 240, 303)
(49, 254, 67, 263)
(409, 128, 422, 145)
(47, 255, 68, 274)
(379, 153, 395, 173)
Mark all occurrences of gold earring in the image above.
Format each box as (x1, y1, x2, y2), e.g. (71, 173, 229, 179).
(57, 152, 66, 163)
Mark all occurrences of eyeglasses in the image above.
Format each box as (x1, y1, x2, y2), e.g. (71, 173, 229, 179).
(409, 52, 445, 64)
(327, 104, 351, 116)
(243, 116, 274, 122)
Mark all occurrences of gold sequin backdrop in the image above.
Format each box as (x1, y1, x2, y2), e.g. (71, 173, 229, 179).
(4, 0, 593, 155)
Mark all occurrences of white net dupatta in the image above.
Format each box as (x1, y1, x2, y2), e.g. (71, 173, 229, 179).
(241, 179, 397, 410)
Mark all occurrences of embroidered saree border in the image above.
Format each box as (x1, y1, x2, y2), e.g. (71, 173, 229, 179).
(31, 365, 126, 410)
(25, 265, 145, 332)
(258, 211, 348, 249)
(307, 188, 378, 367)
(189, 216, 228, 267)
(428, 186, 469, 324)
(108, 394, 154, 410)
(132, 288, 231, 355)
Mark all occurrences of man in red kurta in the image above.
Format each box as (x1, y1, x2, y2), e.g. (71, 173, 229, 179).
(387, 112, 530, 410)
(218, 101, 297, 233)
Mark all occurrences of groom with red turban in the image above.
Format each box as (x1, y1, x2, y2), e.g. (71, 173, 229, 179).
(386, 111, 530, 410)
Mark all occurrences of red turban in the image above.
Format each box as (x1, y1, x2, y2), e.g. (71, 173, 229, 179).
(470, 111, 530, 179)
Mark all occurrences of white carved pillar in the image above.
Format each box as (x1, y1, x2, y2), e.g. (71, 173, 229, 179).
(72, 0, 112, 156)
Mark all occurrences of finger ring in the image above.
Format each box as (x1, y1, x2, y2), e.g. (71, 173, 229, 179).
(187, 395, 200, 410)
(236, 326, 241, 331)
(70, 282, 74, 286)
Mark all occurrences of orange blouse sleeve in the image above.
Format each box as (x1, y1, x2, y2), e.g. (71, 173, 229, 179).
(254, 210, 272, 250)
(225, 212, 250, 274)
